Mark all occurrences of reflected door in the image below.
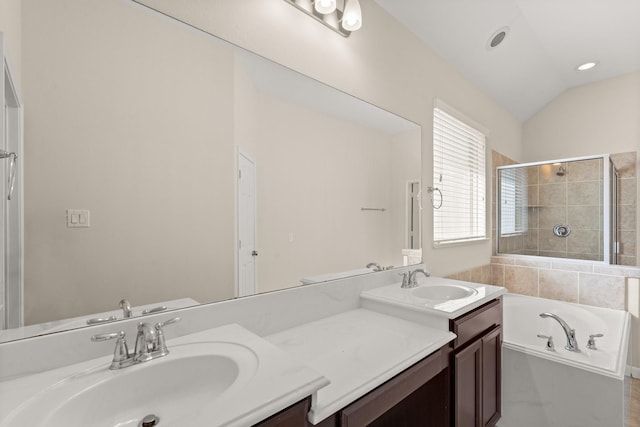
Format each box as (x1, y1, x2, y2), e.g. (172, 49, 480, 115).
(238, 150, 257, 297)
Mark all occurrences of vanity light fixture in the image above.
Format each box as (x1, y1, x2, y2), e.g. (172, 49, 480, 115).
(284, 0, 363, 37)
(576, 61, 598, 71)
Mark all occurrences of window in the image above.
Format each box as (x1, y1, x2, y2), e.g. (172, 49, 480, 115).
(433, 107, 487, 245)
(499, 168, 528, 235)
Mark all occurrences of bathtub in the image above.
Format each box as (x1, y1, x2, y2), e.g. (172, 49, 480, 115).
(500, 293, 631, 427)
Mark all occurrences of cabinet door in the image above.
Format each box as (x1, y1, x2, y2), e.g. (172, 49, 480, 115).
(482, 326, 501, 427)
(453, 339, 482, 427)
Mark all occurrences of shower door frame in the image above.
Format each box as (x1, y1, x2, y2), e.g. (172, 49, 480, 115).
(1, 34, 24, 329)
(496, 154, 612, 264)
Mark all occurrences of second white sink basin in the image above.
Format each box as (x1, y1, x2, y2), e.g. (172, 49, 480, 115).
(412, 284, 478, 300)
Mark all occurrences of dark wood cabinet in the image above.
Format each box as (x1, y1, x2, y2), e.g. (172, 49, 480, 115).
(253, 397, 311, 427)
(315, 345, 450, 427)
(450, 298, 502, 427)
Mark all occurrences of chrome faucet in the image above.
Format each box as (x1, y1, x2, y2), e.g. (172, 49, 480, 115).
(399, 268, 431, 288)
(539, 312, 580, 352)
(91, 317, 181, 369)
(119, 299, 132, 318)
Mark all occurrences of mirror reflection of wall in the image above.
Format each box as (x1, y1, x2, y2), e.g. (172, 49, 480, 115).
(12, 0, 421, 334)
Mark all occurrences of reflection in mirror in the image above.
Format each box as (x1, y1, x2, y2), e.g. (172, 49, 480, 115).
(1, 0, 421, 343)
(497, 155, 616, 262)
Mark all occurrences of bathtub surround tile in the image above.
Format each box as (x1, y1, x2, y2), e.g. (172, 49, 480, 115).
(514, 258, 551, 269)
(504, 265, 538, 296)
(526, 165, 538, 185)
(579, 273, 625, 310)
(491, 256, 516, 265)
(620, 256, 638, 266)
(620, 230, 637, 256)
(550, 260, 594, 272)
(539, 163, 566, 184)
(527, 184, 539, 206)
(490, 263, 505, 286)
(539, 269, 579, 303)
(593, 264, 640, 278)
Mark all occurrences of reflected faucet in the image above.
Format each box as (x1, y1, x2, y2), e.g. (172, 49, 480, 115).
(119, 299, 132, 318)
(539, 312, 580, 352)
(367, 262, 383, 271)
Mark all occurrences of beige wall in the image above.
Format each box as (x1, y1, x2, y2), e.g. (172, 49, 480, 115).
(133, 0, 524, 278)
(21, 0, 236, 324)
(523, 72, 640, 163)
(0, 0, 21, 87)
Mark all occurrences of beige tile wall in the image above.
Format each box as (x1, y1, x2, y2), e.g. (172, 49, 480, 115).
(494, 150, 637, 264)
(447, 257, 636, 310)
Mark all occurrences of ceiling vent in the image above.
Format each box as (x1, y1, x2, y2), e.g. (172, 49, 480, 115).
(487, 26, 509, 50)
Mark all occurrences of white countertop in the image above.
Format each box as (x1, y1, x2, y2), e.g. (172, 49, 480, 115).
(0, 324, 328, 427)
(265, 308, 456, 424)
(360, 276, 506, 318)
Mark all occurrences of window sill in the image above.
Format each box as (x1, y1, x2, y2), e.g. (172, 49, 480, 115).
(433, 238, 490, 249)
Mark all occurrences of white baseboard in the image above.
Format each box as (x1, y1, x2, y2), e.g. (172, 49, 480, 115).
(630, 365, 640, 378)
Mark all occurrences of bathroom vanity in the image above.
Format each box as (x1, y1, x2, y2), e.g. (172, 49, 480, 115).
(0, 268, 505, 427)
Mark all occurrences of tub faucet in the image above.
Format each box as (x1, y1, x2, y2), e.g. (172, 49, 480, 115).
(539, 312, 580, 352)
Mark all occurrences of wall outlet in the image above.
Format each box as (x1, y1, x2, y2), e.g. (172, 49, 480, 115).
(67, 209, 90, 228)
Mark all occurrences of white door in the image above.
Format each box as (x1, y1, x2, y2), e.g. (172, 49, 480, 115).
(238, 150, 257, 297)
(1, 33, 23, 329)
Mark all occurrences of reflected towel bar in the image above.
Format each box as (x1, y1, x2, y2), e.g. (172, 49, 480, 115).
(361, 207, 386, 212)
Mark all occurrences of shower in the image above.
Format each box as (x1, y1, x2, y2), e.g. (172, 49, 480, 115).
(496, 155, 621, 263)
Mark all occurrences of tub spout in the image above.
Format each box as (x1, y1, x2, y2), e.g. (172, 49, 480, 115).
(540, 312, 580, 352)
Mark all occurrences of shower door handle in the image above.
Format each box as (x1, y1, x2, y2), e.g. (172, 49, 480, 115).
(252, 251, 258, 257)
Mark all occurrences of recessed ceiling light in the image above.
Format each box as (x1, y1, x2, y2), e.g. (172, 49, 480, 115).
(576, 61, 598, 71)
(486, 26, 509, 50)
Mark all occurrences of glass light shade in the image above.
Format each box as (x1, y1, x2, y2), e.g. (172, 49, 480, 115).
(577, 62, 597, 71)
(314, 0, 337, 14)
(342, 0, 362, 31)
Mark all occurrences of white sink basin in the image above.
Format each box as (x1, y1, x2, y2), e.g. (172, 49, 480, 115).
(3, 341, 259, 427)
(412, 284, 478, 300)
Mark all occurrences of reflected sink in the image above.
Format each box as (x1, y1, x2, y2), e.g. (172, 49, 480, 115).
(412, 284, 478, 300)
(3, 341, 259, 427)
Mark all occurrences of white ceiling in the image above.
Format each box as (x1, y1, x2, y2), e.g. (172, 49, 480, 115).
(374, 0, 640, 122)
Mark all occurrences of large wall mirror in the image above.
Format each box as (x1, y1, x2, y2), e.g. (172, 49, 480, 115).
(2, 0, 421, 342)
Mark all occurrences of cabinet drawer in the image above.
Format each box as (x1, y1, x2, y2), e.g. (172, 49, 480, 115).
(451, 298, 502, 349)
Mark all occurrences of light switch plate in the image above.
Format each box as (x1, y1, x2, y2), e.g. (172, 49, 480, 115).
(67, 209, 90, 228)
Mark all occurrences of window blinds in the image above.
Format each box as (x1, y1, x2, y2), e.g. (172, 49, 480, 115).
(433, 108, 487, 244)
(499, 168, 528, 235)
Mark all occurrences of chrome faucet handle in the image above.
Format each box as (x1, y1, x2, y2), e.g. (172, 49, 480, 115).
(86, 315, 117, 325)
(398, 272, 410, 288)
(142, 305, 168, 315)
(587, 333, 604, 350)
(537, 334, 555, 352)
(153, 317, 181, 356)
(134, 322, 156, 362)
(91, 330, 132, 369)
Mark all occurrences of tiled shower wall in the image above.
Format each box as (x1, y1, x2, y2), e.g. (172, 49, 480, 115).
(492, 150, 637, 264)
